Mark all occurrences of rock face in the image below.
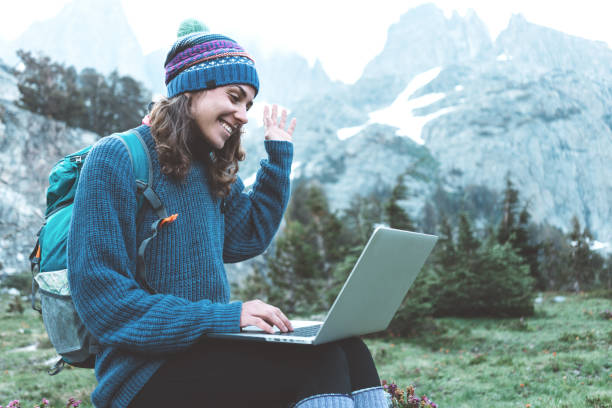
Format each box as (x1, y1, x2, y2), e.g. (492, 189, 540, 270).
(300, 124, 439, 214)
(0, 67, 98, 275)
(4, 3, 612, 279)
(408, 14, 612, 242)
(421, 67, 612, 237)
(496, 14, 612, 78)
(6, 0, 147, 83)
(349, 4, 493, 111)
(232, 5, 612, 246)
(0, 62, 19, 102)
(1, 0, 336, 105)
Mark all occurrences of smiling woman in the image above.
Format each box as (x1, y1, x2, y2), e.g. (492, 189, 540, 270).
(188, 84, 255, 150)
(66, 18, 384, 408)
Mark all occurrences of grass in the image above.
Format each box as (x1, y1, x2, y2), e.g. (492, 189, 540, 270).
(0, 293, 95, 407)
(0, 290, 610, 407)
(369, 291, 612, 408)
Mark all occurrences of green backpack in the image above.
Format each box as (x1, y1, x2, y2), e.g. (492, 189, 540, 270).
(29, 127, 167, 375)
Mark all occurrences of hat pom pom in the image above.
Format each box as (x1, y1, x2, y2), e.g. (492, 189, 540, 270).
(177, 19, 209, 37)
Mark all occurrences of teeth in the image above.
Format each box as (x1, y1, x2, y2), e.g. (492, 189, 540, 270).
(220, 121, 232, 134)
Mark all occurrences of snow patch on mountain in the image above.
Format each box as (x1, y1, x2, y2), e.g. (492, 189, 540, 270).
(337, 125, 366, 141)
(337, 67, 456, 144)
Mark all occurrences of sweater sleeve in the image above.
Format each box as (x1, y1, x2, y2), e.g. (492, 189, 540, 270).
(67, 137, 242, 354)
(223, 140, 293, 263)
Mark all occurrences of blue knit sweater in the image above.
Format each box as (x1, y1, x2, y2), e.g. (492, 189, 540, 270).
(67, 125, 292, 407)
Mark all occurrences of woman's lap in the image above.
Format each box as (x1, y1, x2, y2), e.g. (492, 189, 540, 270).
(129, 337, 379, 407)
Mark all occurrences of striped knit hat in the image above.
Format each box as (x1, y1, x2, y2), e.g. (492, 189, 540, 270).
(164, 19, 259, 98)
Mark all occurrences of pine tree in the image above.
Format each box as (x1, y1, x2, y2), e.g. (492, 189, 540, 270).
(385, 175, 414, 231)
(15, 49, 84, 126)
(457, 212, 480, 257)
(343, 192, 385, 246)
(434, 211, 535, 317)
(108, 71, 150, 132)
(78, 67, 114, 135)
(512, 205, 542, 288)
(265, 220, 323, 314)
(237, 181, 351, 316)
(537, 224, 572, 290)
(420, 201, 437, 235)
(15, 50, 151, 136)
(568, 216, 602, 291)
(497, 175, 519, 245)
(436, 213, 457, 268)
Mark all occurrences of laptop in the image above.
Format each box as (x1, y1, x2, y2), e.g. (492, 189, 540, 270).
(208, 226, 438, 345)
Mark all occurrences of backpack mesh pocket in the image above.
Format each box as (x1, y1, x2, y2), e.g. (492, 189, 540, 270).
(34, 269, 96, 364)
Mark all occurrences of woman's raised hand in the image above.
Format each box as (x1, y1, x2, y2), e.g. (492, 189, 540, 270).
(263, 104, 297, 142)
(240, 299, 294, 334)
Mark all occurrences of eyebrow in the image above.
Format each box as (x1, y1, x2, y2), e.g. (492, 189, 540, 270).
(234, 85, 253, 109)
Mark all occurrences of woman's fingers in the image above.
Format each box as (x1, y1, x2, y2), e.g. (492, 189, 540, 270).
(262, 104, 297, 142)
(261, 305, 289, 333)
(241, 299, 293, 333)
(263, 105, 270, 128)
(277, 307, 293, 332)
(287, 118, 297, 137)
(252, 317, 274, 334)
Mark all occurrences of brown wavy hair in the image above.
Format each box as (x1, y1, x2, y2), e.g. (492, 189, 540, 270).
(149, 92, 245, 197)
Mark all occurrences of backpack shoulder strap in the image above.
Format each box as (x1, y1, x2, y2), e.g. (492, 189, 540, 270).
(112, 128, 170, 294)
(118, 130, 151, 191)
(113, 129, 168, 219)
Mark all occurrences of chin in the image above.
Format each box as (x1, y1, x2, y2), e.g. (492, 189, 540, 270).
(213, 138, 227, 150)
(202, 134, 226, 150)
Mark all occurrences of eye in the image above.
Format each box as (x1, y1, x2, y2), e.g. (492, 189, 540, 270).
(229, 93, 239, 103)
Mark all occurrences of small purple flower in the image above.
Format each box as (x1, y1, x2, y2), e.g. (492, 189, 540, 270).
(389, 383, 397, 394)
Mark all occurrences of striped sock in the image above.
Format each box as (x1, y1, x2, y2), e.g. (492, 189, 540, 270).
(352, 386, 389, 407)
(294, 393, 354, 408)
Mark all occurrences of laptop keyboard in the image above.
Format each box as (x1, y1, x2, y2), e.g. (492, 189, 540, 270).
(276, 324, 322, 337)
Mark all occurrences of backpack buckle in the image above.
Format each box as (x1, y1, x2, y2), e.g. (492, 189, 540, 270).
(48, 358, 66, 376)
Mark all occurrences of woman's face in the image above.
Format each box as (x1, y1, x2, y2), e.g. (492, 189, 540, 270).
(189, 84, 256, 149)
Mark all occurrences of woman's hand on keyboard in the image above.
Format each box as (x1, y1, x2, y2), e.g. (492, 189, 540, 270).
(240, 299, 294, 334)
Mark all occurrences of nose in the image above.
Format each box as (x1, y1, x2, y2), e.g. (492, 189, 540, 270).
(235, 104, 248, 125)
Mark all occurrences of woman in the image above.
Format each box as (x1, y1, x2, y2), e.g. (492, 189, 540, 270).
(68, 20, 387, 407)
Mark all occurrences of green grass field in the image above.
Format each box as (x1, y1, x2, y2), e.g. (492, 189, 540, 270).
(0, 291, 610, 407)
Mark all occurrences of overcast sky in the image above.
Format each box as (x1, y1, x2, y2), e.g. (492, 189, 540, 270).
(1, 0, 612, 83)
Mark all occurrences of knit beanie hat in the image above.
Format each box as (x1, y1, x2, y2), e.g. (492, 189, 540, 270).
(164, 19, 259, 98)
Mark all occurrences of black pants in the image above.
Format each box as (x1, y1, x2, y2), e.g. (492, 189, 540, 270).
(129, 337, 380, 408)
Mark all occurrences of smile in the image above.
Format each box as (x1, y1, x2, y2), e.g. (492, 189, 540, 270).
(220, 120, 233, 135)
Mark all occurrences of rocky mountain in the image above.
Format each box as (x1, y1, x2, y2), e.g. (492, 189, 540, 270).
(5, 0, 147, 83)
(143, 49, 167, 96)
(403, 15, 612, 242)
(349, 4, 494, 111)
(3, 2, 612, 278)
(0, 66, 98, 274)
(496, 14, 612, 78)
(1, 0, 336, 105)
(241, 5, 612, 244)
